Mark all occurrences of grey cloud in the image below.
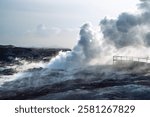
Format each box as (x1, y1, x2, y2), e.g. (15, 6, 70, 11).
(100, 0, 150, 48)
(116, 13, 139, 33)
(145, 32, 150, 46)
(36, 24, 49, 37)
(26, 24, 62, 38)
(139, 0, 150, 11)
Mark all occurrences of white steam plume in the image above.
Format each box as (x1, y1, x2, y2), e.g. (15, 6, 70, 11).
(1, 0, 150, 92)
(47, 23, 113, 69)
(46, 0, 150, 70)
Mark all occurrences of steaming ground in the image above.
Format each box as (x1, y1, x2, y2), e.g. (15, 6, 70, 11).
(1, 0, 150, 99)
(1, 62, 150, 100)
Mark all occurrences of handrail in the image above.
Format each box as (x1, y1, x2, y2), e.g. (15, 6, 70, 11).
(113, 56, 150, 64)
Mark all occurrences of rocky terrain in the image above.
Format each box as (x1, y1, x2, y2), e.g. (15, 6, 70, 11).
(0, 45, 70, 62)
(0, 45, 70, 75)
(1, 45, 150, 100)
(1, 65, 150, 100)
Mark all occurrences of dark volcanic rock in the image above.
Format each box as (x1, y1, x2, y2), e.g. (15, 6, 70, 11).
(0, 69, 16, 75)
(0, 45, 71, 63)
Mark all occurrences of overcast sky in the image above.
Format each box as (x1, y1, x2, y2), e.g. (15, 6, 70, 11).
(0, 0, 139, 48)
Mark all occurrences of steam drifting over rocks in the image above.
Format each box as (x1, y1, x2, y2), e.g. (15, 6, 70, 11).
(46, 0, 150, 70)
(1, 0, 150, 100)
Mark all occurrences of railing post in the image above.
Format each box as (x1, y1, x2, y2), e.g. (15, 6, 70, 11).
(113, 56, 114, 64)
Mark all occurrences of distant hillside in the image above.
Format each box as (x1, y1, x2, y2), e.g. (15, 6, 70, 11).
(0, 45, 71, 62)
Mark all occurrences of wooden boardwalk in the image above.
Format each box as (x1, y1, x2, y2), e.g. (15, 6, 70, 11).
(113, 56, 150, 64)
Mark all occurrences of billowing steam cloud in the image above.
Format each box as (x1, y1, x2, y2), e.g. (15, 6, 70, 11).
(1, 0, 150, 95)
(47, 23, 105, 69)
(46, 0, 150, 70)
(100, 0, 150, 48)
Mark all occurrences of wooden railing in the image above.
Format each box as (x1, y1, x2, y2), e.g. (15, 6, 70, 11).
(113, 56, 150, 64)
